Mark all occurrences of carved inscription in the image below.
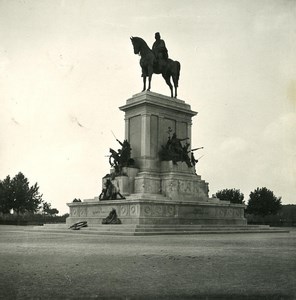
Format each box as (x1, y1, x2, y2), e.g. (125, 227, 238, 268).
(235, 209, 242, 217)
(153, 205, 163, 216)
(217, 208, 226, 217)
(144, 205, 152, 216)
(120, 205, 128, 216)
(92, 210, 101, 216)
(167, 180, 178, 192)
(80, 208, 87, 217)
(184, 182, 192, 193)
(130, 205, 138, 216)
(227, 208, 233, 217)
(165, 205, 175, 216)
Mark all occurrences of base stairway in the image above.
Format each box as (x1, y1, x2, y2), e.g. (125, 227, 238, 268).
(31, 224, 289, 236)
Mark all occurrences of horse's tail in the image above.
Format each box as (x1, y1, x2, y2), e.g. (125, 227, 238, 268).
(175, 61, 181, 87)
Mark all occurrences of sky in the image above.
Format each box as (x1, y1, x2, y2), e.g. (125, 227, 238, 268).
(0, 0, 295, 214)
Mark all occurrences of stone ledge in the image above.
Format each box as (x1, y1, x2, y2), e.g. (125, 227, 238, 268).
(120, 91, 197, 116)
(68, 198, 245, 207)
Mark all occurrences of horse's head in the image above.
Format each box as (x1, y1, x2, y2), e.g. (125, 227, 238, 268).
(130, 36, 146, 55)
(130, 36, 140, 54)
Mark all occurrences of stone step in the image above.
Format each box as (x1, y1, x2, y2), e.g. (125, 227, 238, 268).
(125, 224, 270, 229)
(31, 224, 289, 235)
(86, 226, 286, 233)
(30, 228, 289, 236)
(42, 223, 270, 230)
(82, 226, 268, 232)
(133, 229, 290, 235)
(42, 224, 69, 229)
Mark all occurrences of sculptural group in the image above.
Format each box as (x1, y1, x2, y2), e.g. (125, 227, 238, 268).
(99, 173, 126, 201)
(109, 139, 134, 175)
(159, 132, 203, 168)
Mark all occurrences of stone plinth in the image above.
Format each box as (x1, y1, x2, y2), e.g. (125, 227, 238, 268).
(115, 167, 139, 195)
(66, 91, 247, 227)
(66, 199, 246, 226)
(160, 161, 209, 201)
(119, 91, 197, 173)
(118, 91, 210, 202)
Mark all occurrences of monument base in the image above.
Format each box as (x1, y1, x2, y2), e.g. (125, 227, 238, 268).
(66, 92, 247, 228)
(66, 198, 246, 226)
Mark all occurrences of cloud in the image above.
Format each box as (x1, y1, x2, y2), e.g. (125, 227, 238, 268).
(263, 112, 296, 147)
(0, 52, 10, 75)
(219, 137, 248, 154)
(287, 80, 296, 111)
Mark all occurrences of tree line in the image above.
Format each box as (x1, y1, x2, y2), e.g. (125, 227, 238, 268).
(215, 188, 296, 226)
(0, 172, 59, 216)
(215, 187, 282, 217)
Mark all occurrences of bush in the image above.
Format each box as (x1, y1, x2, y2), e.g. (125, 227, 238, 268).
(246, 187, 282, 217)
(215, 188, 245, 204)
(0, 213, 68, 225)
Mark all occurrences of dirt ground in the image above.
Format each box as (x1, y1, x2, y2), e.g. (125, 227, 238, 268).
(0, 226, 295, 300)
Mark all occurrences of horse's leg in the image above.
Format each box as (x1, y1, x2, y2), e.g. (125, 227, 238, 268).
(172, 75, 178, 98)
(147, 74, 152, 91)
(142, 75, 146, 92)
(163, 74, 173, 97)
(173, 61, 181, 98)
(147, 66, 153, 91)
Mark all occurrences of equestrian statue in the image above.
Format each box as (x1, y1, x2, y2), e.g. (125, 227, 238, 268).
(130, 33, 181, 98)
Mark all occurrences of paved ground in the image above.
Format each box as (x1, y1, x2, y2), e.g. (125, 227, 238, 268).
(0, 226, 295, 299)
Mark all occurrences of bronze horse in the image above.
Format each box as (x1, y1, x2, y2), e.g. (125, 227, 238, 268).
(130, 36, 181, 98)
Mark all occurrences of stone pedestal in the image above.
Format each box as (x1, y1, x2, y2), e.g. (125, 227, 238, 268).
(67, 91, 246, 226)
(67, 199, 246, 225)
(160, 161, 209, 201)
(116, 167, 139, 195)
(119, 91, 196, 172)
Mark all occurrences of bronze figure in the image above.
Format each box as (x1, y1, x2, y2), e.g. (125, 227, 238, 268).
(108, 139, 134, 175)
(130, 35, 181, 98)
(159, 132, 192, 166)
(102, 208, 121, 224)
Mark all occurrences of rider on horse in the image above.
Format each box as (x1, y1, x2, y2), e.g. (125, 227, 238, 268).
(152, 32, 168, 70)
(130, 35, 180, 98)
